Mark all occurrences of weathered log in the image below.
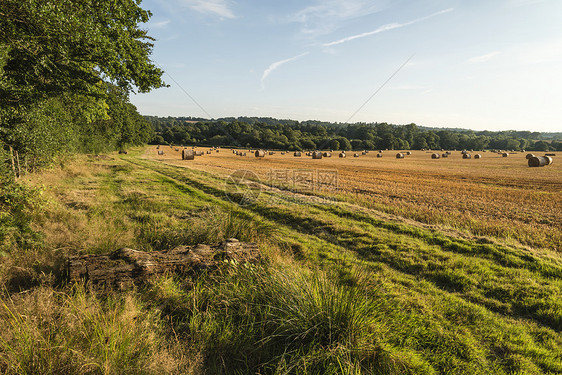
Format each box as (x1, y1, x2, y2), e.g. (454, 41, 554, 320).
(68, 238, 260, 288)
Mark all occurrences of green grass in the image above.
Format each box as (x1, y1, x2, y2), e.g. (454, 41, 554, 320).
(0, 149, 561, 374)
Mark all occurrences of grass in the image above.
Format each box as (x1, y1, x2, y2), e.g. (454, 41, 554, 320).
(0, 148, 561, 374)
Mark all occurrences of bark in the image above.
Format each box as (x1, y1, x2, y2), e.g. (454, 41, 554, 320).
(68, 238, 260, 288)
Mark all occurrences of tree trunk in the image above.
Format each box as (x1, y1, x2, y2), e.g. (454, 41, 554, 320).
(68, 238, 260, 288)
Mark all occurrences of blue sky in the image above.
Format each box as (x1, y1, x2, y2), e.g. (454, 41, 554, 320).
(130, 0, 562, 132)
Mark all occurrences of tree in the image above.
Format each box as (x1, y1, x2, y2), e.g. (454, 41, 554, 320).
(0, 0, 165, 107)
(337, 137, 352, 151)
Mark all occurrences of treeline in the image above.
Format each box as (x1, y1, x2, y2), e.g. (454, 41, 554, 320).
(147, 116, 562, 152)
(0, 0, 165, 181)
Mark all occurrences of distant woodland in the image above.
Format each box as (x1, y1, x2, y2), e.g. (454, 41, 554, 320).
(147, 116, 562, 152)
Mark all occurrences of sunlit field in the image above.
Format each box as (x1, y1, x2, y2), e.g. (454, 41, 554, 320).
(153, 146, 562, 252)
(2, 147, 561, 374)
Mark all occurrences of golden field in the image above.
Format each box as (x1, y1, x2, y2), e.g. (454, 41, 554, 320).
(151, 146, 562, 251)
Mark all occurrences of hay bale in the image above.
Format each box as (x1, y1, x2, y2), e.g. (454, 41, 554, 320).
(156, 145, 160, 149)
(339, 152, 346, 158)
(502, 152, 509, 157)
(294, 151, 301, 157)
(462, 153, 472, 159)
(431, 153, 440, 159)
(157, 150, 164, 155)
(269, 151, 275, 155)
(182, 149, 194, 160)
(362, 151, 367, 155)
(526, 153, 535, 159)
(406, 151, 412, 155)
(312, 151, 323, 159)
(281, 152, 285, 155)
(441, 153, 448, 158)
(376, 153, 382, 158)
(323, 152, 332, 157)
(528, 156, 553, 167)
(396, 153, 404, 159)
(354, 153, 359, 157)
(196, 151, 204, 156)
(474, 154, 482, 159)
(461, 150, 467, 155)
(255, 149, 266, 157)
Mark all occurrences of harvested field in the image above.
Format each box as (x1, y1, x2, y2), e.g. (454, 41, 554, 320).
(148, 146, 562, 251)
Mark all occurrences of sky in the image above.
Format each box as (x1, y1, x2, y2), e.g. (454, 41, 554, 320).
(129, 0, 562, 132)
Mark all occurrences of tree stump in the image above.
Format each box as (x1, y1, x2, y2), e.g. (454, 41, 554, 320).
(68, 238, 260, 288)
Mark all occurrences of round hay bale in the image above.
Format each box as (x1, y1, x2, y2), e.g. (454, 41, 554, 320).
(269, 151, 275, 155)
(281, 152, 286, 155)
(312, 151, 323, 159)
(463, 153, 472, 159)
(294, 151, 301, 157)
(182, 149, 194, 160)
(526, 153, 535, 159)
(431, 153, 440, 159)
(157, 150, 164, 155)
(474, 154, 482, 159)
(528, 156, 552, 167)
(406, 151, 412, 155)
(255, 149, 266, 157)
(362, 151, 367, 155)
(502, 152, 509, 157)
(323, 152, 332, 157)
(156, 145, 160, 149)
(339, 152, 346, 158)
(461, 150, 467, 155)
(354, 153, 359, 157)
(175, 148, 179, 151)
(376, 153, 382, 158)
(396, 153, 404, 159)
(441, 153, 448, 158)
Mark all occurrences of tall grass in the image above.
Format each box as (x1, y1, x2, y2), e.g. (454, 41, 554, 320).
(146, 265, 431, 374)
(0, 285, 189, 374)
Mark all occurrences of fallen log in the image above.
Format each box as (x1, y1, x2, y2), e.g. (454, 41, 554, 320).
(68, 238, 260, 288)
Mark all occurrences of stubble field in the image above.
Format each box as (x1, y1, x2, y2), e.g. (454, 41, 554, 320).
(153, 146, 562, 252)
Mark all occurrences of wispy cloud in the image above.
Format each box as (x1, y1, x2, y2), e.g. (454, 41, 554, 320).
(180, 0, 235, 19)
(261, 52, 310, 89)
(288, 0, 387, 36)
(468, 51, 501, 63)
(148, 19, 172, 28)
(322, 8, 454, 47)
